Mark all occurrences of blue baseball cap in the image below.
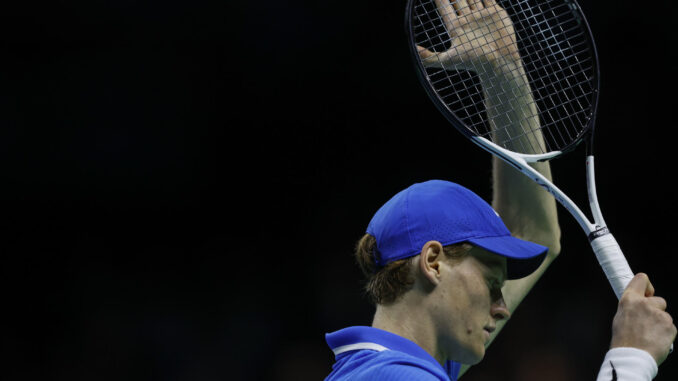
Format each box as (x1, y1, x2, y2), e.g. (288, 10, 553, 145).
(366, 180, 547, 279)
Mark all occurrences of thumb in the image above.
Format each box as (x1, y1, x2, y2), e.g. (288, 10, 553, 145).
(417, 45, 439, 67)
(623, 273, 655, 298)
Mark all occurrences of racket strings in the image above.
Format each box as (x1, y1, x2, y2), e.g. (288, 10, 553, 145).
(412, 0, 597, 155)
(480, 0, 590, 151)
(517, 0, 593, 145)
(499, 0, 595, 150)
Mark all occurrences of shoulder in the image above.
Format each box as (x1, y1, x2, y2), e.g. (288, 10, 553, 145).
(326, 350, 449, 381)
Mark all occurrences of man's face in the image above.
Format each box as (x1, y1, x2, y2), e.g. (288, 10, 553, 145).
(435, 246, 510, 365)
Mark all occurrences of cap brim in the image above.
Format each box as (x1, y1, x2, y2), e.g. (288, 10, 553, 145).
(467, 235, 549, 279)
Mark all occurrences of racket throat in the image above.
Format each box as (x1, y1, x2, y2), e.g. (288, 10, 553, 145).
(586, 155, 607, 228)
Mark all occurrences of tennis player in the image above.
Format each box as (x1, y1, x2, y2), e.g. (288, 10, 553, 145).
(325, 180, 674, 380)
(324, 1, 675, 380)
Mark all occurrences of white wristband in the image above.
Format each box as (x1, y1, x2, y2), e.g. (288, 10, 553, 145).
(596, 348, 658, 381)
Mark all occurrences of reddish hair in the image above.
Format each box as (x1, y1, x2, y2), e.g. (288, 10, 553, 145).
(354, 234, 471, 305)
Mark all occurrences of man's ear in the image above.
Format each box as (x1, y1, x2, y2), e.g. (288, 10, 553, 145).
(419, 240, 444, 286)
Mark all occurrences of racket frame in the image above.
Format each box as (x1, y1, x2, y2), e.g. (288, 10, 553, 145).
(405, 0, 606, 238)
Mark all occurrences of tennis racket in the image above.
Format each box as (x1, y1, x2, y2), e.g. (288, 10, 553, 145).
(406, 0, 632, 301)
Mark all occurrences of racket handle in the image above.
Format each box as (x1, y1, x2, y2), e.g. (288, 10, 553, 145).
(590, 233, 634, 300)
(590, 233, 674, 354)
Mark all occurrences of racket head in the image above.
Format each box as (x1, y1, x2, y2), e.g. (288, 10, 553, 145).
(405, 0, 601, 158)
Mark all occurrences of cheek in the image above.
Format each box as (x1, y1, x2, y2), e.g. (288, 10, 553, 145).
(451, 277, 490, 329)
(459, 274, 491, 306)
(465, 283, 493, 328)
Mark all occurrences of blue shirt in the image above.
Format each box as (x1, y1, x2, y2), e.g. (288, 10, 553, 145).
(325, 326, 461, 381)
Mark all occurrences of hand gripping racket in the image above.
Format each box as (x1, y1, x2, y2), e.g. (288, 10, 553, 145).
(407, 0, 633, 303)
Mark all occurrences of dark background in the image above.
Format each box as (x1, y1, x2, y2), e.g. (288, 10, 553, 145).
(3, 0, 676, 380)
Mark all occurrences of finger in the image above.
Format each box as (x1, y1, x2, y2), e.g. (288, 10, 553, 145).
(644, 274, 655, 297)
(417, 46, 462, 70)
(483, 0, 497, 7)
(468, 0, 483, 10)
(417, 46, 442, 68)
(417, 45, 436, 59)
(624, 273, 654, 297)
(435, 0, 457, 33)
(647, 296, 668, 311)
(453, 0, 470, 15)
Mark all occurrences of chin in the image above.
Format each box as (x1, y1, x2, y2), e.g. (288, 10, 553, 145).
(467, 351, 485, 365)
(459, 345, 485, 365)
(464, 345, 485, 365)
(448, 332, 487, 365)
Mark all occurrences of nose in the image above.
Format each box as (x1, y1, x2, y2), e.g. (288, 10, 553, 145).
(491, 297, 511, 321)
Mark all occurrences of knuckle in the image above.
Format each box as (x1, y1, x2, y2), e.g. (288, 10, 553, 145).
(620, 294, 642, 309)
(650, 296, 668, 311)
(619, 294, 633, 307)
(657, 311, 674, 327)
(668, 323, 678, 340)
(665, 312, 674, 325)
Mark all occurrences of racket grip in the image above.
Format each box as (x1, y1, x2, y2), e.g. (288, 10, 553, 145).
(590, 233, 634, 300)
(591, 233, 674, 354)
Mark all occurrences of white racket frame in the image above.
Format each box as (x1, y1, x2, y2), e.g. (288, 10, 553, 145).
(472, 136, 634, 300)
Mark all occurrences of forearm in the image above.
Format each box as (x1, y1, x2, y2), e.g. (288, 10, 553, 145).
(480, 59, 545, 154)
(481, 58, 561, 254)
(488, 61, 560, 305)
(493, 159, 560, 254)
(460, 61, 561, 378)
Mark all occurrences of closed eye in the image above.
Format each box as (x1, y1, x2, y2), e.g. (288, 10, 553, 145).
(490, 286, 503, 302)
(488, 279, 504, 301)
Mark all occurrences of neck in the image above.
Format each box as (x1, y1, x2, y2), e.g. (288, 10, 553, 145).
(371, 299, 445, 365)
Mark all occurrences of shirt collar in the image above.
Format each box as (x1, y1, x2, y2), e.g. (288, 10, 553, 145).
(325, 326, 445, 373)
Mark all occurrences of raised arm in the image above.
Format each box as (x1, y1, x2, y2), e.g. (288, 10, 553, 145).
(417, 0, 561, 375)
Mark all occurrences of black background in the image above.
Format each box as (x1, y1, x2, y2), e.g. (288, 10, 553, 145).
(3, 0, 677, 380)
